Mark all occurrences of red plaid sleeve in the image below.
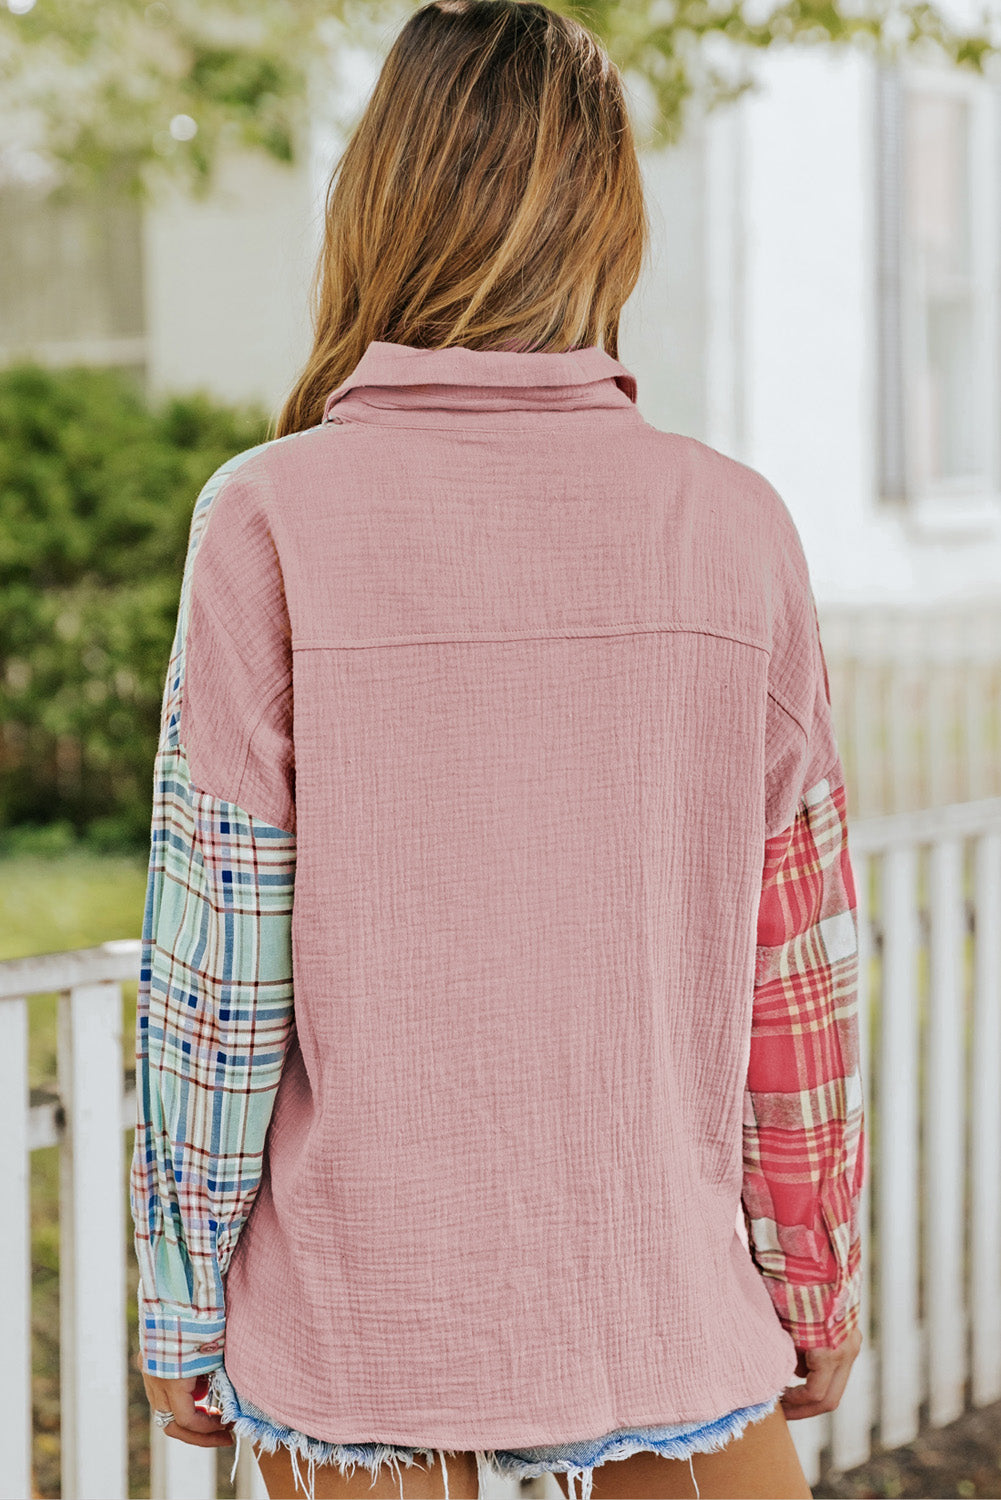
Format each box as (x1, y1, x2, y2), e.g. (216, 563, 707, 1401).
(741, 757, 867, 1350)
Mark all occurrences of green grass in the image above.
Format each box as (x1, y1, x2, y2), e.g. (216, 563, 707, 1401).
(0, 847, 148, 959)
(0, 848, 147, 1091)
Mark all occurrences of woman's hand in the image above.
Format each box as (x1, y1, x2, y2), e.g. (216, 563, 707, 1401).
(135, 1352, 236, 1446)
(780, 1327, 864, 1419)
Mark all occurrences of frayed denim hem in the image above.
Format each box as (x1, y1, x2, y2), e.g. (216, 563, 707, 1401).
(485, 1392, 782, 1500)
(206, 1365, 490, 1500)
(205, 1363, 781, 1500)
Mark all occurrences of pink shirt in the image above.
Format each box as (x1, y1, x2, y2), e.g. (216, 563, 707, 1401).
(134, 338, 865, 1448)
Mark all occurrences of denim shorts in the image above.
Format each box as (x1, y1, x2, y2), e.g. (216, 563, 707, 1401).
(205, 1364, 781, 1500)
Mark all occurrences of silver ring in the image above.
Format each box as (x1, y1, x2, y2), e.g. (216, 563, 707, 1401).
(153, 1408, 176, 1428)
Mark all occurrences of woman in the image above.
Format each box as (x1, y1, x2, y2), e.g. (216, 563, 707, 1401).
(129, 3, 866, 1499)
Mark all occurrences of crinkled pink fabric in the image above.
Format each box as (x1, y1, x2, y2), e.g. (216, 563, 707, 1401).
(181, 340, 831, 1448)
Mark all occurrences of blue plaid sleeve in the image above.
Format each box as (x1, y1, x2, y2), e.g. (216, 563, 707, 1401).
(129, 447, 297, 1380)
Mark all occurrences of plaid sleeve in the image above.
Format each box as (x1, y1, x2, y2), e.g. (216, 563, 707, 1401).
(741, 757, 867, 1350)
(129, 449, 296, 1380)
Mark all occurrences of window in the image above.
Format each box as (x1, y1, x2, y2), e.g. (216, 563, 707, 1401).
(876, 61, 1001, 530)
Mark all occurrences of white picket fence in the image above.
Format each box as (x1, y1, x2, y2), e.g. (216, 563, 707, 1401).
(2, 795, 1001, 1500)
(819, 603, 1001, 817)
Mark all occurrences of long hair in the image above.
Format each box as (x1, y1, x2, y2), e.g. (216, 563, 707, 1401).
(271, 0, 649, 438)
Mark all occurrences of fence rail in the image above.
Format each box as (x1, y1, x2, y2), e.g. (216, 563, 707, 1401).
(4, 797, 1001, 1499)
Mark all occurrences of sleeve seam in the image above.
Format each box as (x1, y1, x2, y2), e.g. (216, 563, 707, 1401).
(766, 755, 847, 845)
(811, 756, 847, 797)
(232, 677, 294, 819)
(767, 684, 810, 742)
(177, 659, 291, 821)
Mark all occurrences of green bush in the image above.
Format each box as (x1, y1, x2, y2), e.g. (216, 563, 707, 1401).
(0, 362, 271, 851)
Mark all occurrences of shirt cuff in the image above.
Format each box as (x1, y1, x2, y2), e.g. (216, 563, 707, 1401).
(762, 1242, 863, 1350)
(138, 1288, 226, 1379)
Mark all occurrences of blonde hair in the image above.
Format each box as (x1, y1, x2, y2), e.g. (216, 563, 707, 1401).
(272, 0, 649, 438)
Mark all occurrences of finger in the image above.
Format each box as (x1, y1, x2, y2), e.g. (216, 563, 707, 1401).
(781, 1361, 855, 1419)
(785, 1366, 833, 1406)
(169, 1386, 233, 1436)
(780, 1389, 829, 1420)
(147, 1379, 232, 1436)
(816, 1356, 855, 1414)
(165, 1425, 236, 1448)
(781, 1363, 835, 1415)
(796, 1334, 862, 1414)
(781, 1369, 851, 1419)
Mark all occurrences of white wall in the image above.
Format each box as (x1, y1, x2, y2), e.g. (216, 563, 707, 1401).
(142, 143, 320, 422)
(622, 123, 710, 443)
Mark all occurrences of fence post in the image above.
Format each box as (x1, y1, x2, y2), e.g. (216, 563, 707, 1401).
(58, 982, 129, 1500)
(0, 995, 32, 1500)
(971, 830, 1001, 1405)
(879, 843, 923, 1449)
(925, 836, 967, 1425)
(149, 1420, 218, 1500)
(829, 847, 876, 1474)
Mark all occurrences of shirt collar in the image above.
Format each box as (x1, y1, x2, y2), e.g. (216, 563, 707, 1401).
(321, 339, 639, 428)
